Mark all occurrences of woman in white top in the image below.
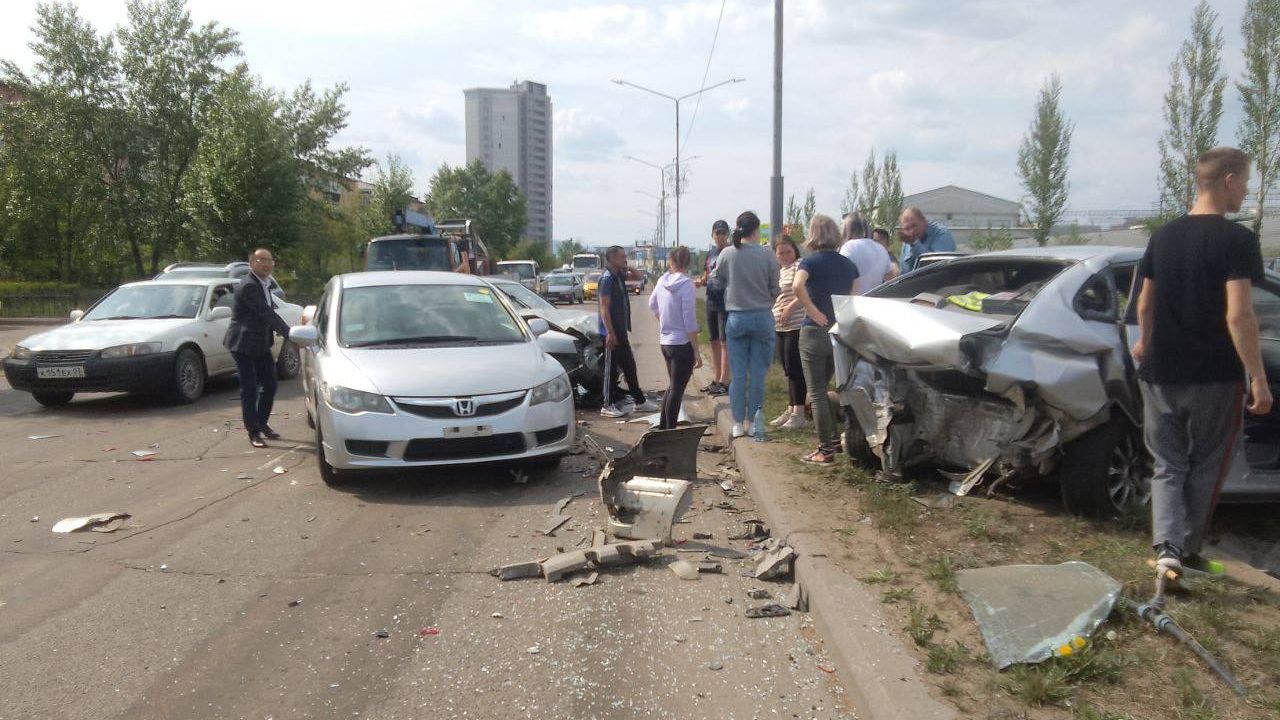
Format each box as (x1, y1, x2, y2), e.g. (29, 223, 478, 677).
(770, 235, 808, 430)
(838, 212, 894, 295)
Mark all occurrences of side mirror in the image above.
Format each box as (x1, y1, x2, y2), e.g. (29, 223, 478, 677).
(69, 309, 84, 322)
(208, 306, 232, 321)
(290, 325, 320, 347)
(527, 318, 550, 337)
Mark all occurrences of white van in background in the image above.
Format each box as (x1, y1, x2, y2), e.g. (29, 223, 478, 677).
(494, 260, 539, 291)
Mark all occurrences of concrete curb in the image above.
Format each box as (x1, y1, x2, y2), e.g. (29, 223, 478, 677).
(692, 372, 956, 720)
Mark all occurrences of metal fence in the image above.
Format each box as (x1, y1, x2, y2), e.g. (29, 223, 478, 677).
(0, 289, 112, 319)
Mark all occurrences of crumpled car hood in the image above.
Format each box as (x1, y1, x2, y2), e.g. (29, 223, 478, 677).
(832, 295, 1004, 368)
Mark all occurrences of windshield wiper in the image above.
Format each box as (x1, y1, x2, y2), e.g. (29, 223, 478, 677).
(94, 315, 142, 320)
(347, 335, 477, 348)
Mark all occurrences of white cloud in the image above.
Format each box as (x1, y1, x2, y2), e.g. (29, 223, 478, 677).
(392, 106, 462, 145)
(526, 4, 654, 45)
(555, 108, 626, 161)
(721, 97, 750, 115)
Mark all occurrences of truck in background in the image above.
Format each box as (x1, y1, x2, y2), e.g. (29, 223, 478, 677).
(572, 252, 602, 274)
(493, 260, 540, 291)
(362, 211, 491, 275)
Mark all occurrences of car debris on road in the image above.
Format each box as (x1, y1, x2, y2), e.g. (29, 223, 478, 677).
(51, 512, 130, 534)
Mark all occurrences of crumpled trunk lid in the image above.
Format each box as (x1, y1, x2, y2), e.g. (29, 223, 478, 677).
(832, 295, 1006, 370)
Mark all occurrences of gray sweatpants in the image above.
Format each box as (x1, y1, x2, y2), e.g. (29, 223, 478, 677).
(1141, 380, 1243, 556)
(799, 326, 837, 453)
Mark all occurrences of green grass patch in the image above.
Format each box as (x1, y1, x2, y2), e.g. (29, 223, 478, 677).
(998, 646, 1125, 709)
(1173, 668, 1220, 720)
(881, 586, 916, 604)
(925, 555, 960, 594)
(860, 566, 899, 585)
(926, 641, 968, 674)
(863, 480, 919, 536)
(906, 602, 946, 647)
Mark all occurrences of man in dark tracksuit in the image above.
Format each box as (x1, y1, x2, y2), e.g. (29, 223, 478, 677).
(1133, 147, 1271, 576)
(224, 248, 292, 448)
(598, 245, 658, 418)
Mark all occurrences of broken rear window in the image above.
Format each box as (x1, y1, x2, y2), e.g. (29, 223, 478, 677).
(869, 258, 1073, 316)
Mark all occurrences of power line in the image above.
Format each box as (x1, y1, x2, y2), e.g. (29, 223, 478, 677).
(681, 0, 728, 154)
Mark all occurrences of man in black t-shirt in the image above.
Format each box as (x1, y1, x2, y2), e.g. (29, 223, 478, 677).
(1133, 146, 1271, 577)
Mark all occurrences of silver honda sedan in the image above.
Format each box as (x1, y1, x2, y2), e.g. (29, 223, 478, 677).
(289, 271, 575, 485)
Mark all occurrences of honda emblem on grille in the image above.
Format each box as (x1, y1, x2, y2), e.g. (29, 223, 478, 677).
(453, 398, 476, 417)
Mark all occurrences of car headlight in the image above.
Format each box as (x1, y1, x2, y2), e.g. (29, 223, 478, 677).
(530, 374, 572, 406)
(100, 342, 162, 359)
(11, 345, 32, 360)
(321, 383, 393, 414)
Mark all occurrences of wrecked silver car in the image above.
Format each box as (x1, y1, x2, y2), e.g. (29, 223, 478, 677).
(832, 246, 1280, 518)
(487, 278, 604, 402)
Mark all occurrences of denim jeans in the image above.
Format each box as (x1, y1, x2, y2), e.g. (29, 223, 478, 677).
(726, 309, 776, 424)
(232, 351, 278, 436)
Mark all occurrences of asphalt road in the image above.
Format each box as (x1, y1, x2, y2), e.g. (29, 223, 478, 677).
(0, 310, 855, 720)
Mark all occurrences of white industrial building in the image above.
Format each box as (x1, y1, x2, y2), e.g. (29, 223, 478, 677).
(464, 80, 553, 246)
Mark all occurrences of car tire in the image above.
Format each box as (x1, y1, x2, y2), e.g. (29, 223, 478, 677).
(32, 391, 74, 407)
(315, 412, 347, 487)
(276, 340, 301, 380)
(1057, 417, 1151, 520)
(168, 347, 206, 404)
(839, 401, 877, 467)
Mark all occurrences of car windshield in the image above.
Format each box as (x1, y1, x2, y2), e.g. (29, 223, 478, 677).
(586, 272, 601, 283)
(546, 274, 575, 284)
(871, 257, 1071, 314)
(497, 262, 536, 280)
(496, 281, 554, 310)
(366, 237, 452, 271)
(339, 284, 526, 347)
(84, 284, 206, 320)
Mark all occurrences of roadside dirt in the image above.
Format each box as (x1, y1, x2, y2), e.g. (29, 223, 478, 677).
(739, 369, 1280, 720)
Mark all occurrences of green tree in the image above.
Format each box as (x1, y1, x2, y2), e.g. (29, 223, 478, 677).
(358, 153, 416, 238)
(1017, 75, 1074, 246)
(1238, 0, 1280, 235)
(0, 3, 116, 283)
(839, 171, 859, 217)
(183, 65, 301, 261)
(1159, 0, 1226, 214)
(116, 0, 241, 275)
(507, 237, 552, 268)
(859, 149, 882, 227)
(968, 223, 1014, 252)
(556, 238, 586, 267)
(879, 151, 904, 231)
(426, 160, 527, 258)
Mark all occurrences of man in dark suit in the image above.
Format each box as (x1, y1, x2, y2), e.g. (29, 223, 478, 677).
(225, 248, 292, 448)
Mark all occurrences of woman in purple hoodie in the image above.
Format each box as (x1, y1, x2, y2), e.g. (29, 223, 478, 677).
(649, 246, 703, 429)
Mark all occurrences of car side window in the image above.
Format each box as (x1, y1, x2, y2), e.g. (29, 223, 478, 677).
(1075, 274, 1114, 319)
(313, 291, 331, 342)
(1111, 264, 1136, 315)
(210, 285, 235, 309)
(1252, 283, 1280, 342)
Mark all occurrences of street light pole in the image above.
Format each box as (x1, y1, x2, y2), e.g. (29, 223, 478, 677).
(625, 155, 700, 249)
(771, 0, 784, 246)
(613, 77, 745, 247)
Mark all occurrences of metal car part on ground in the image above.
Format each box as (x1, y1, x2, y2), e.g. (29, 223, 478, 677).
(831, 246, 1280, 517)
(596, 425, 705, 542)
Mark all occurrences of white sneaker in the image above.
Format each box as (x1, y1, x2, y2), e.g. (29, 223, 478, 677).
(600, 404, 627, 418)
(769, 410, 792, 428)
(634, 399, 660, 413)
(731, 423, 746, 439)
(780, 415, 809, 431)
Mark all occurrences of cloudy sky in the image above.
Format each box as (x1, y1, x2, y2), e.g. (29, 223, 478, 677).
(1, 0, 1257, 246)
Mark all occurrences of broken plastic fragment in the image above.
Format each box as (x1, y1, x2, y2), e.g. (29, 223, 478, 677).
(418, 627, 440, 637)
(753, 544, 797, 580)
(51, 512, 130, 534)
(272, 466, 287, 475)
(572, 571, 599, 588)
(27, 434, 60, 440)
(956, 561, 1121, 669)
(598, 426, 705, 542)
(670, 559, 700, 581)
(131, 449, 157, 458)
(374, 629, 390, 639)
(744, 603, 791, 618)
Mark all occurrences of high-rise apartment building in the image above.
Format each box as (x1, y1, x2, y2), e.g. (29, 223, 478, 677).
(464, 81, 553, 246)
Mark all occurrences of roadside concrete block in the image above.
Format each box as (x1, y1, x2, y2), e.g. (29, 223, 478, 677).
(493, 561, 542, 581)
(542, 550, 590, 582)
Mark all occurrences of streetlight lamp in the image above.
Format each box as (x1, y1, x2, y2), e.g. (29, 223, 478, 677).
(625, 155, 700, 249)
(612, 77, 745, 246)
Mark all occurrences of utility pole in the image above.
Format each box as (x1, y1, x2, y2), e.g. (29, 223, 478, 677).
(770, 0, 783, 246)
(613, 78, 745, 246)
(625, 155, 700, 249)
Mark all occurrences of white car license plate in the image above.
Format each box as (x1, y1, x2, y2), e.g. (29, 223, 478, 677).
(444, 425, 492, 439)
(37, 366, 85, 379)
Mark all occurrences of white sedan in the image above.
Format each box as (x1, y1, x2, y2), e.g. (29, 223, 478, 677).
(290, 271, 575, 485)
(3, 278, 303, 406)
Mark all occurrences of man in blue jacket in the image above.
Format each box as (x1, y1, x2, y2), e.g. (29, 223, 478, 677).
(224, 248, 291, 448)
(898, 207, 956, 272)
